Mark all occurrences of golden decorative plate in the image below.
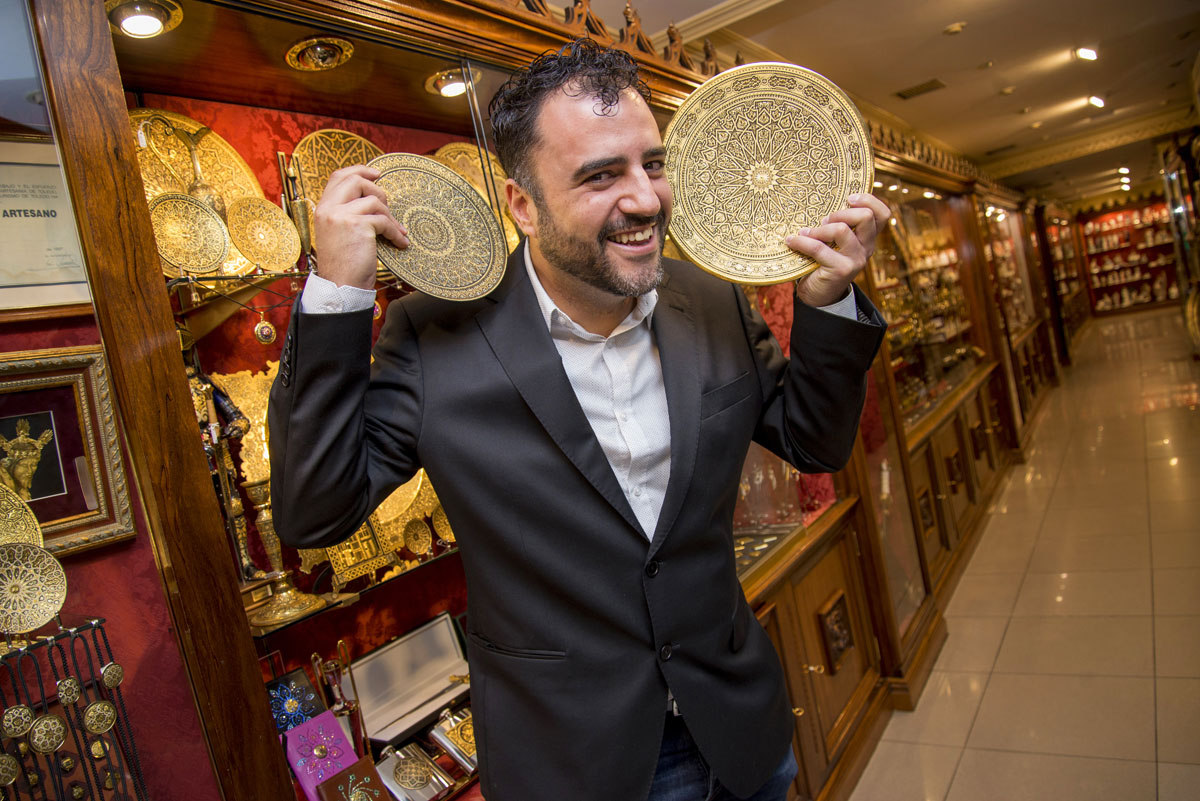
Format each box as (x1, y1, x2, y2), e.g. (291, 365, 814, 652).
(28, 714, 67, 754)
(226, 197, 301, 272)
(432, 142, 521, 253)
(0, 753, 16, 787)
(431, 505, 455, 544)
(664, 62, 873, 284)
(367, 154, 507, 301)
(295, 129, 384, 204)
(2, 705, 33, 738)
(446, 717, 475, 755)
(83, 700, 117, 735)
(129, 108, 262, 277)
(0, 483, 42, 547)
(148, 193, 230, 276)
(394, 756, 433, 789)
(403, 519, 432, 556)
(56, 677, 81, 705)
(0, 542, 67, 634)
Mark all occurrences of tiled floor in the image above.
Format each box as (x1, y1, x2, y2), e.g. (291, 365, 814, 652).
(849, 308, 1200, 801)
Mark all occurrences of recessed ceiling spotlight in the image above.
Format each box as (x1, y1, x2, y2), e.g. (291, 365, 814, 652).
(105, 0, 182, 38)
(1000, 86, 1016, 96)
(1121, 185, 1130, 191)
(1088, 95, 1105, 108)
(1121, 177, 1131, 184)
(979, 60, 994, 69)
(943, 21, 967, 35)
(285, 36, 354, 71)
(1030, 121, 1043, 128)
(1118, 167, 1130, 174)
(1020, 106, 1032, 114)
(1074, 47, 1098, 61)
(425, 68, 481, 98)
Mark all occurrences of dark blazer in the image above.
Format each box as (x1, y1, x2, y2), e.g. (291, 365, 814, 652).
(268, 246, 885, 801)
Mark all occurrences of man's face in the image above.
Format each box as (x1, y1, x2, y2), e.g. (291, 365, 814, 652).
(513, 86, 673, 297)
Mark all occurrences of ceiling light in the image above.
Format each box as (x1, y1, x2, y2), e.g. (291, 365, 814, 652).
(285, 36, 355, 71)
(1074, 47, 1098, 61)
(1088, 95, 1105, 108)
(888, 184, 899, 191)
(1118, 167, 1130, 174)
(425, 68, 479, 98)
(923, 191, 935, 198)
(1000, 86, 1016, 96)
(1121, 185, 1130, 191)
(107, 0, 180, 38)
(872, 181, 883, 188)
(1030, 121, 1043, 128)
(1121, 176, 1131, 183)
(943, 21, 967, 35)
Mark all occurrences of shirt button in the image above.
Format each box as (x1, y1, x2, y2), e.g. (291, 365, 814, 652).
(645, 560, 660, 578)
(633, 487, 643, 497)
(659, 644, 673, 662)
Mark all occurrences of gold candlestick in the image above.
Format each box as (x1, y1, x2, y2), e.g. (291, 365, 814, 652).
(242, 477, 325, 629)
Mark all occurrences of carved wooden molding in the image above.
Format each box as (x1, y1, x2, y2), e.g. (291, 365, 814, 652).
(1068, 180, 1165, 214)
(648, 0, 786, 52)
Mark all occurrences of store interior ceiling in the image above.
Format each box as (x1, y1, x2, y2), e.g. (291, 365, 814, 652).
(590, 0, 1200, 207)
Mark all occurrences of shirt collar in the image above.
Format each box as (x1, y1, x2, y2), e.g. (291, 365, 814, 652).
(522, 241, 658, 339)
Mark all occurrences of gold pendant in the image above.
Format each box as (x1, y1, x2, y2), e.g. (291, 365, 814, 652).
(254, 315, 277, 345)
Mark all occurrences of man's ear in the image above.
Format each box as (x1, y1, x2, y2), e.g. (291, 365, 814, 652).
(505, 178, 538, 239)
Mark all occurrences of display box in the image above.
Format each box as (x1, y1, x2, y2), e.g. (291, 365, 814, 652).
(342, 612, 470, 747)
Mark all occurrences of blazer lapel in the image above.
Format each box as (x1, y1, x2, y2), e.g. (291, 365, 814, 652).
(476, 249, 645, 537)
(649, 272, 700, 552)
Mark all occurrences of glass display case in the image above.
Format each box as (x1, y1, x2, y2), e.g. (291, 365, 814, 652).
(1080, 197, 1179, 313)
(1044, 212, 1090, 345)
(867, 178, 986, 428)
(979, 203, 1037, 337)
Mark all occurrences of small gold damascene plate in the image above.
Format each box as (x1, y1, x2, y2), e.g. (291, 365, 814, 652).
(0, 542, 67, 634)
(147, 193, 230, 276)
(101, 662, 124, 689)
(28, 714, 67, 754)
(393, 756, 432, 790)
(403, 519, 432, 556)
(432, 142, 521, 253)
(445, 717, 475, 756)
(431, 505, 455, 544)
(83, 701, 117, 735)
(295, 129, 383, 204)
(89, 739, 109, 760)
(0, 753, 17, 787)
(56, 677, 81, 706)
(226, 198, 301, 272)
(367, 154, 507, 301)
(2, 705, 33, 738)
(664, 62, 873, 285)
(0, 483, 42, 547)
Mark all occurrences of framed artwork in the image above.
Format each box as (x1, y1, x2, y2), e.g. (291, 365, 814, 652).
(0, 346, 133, 555)
(817, 589, 854, 675)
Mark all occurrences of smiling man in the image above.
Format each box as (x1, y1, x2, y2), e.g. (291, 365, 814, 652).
(270, 39, 888, 801)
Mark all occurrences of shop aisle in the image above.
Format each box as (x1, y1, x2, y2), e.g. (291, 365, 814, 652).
(848, 308, 1200, 801)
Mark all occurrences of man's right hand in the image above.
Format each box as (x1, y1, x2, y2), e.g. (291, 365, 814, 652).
(312, 165, 409, 289)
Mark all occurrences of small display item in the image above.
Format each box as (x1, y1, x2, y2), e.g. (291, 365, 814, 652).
(83, 700, 117, 735)
(266, 668, 325, 734)
(286, 711, 351, 800)
(403, 520, 433, 556)
(0, 542, 68, 634)
(367, 154, 508, 301)
(226, 197, 302, 273)
(28, 713, 67, 754)
(665, 62, 872, 285)
(254, 317, 278, 345)
(431, 505, 455, 544)
(316, 754, 388, 801)
(0, 753, 17, 786)
(101, 661, 124, 689)
(294, 129, 383, 204)
(0, 483, 43, 547)
(428, 708, 476, 773)
(377, 743, 454, 801)
(1, 704, 33, 738)
(55, 677, 81, 706)
(147, 192, 230, 276)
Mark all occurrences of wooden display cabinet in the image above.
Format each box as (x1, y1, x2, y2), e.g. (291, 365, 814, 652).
(1079, 195, 1180, 314)
(1033, 204, 1090, 365)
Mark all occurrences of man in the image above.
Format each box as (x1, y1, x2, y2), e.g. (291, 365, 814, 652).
(269, 39, 888, 801)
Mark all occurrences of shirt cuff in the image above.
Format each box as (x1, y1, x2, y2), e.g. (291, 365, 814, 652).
(299, 273, 377, 314)
(814, 287, 858, 321)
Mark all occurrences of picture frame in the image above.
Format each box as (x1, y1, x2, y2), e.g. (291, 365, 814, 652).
(0, 345, 134, 555)
(817, 589, 854, 675)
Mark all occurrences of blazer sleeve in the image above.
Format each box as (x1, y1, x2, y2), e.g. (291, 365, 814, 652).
(746, 283, 886, 472)
(267, 301, 424, 549)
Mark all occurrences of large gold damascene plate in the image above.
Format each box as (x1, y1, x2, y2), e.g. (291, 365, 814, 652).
(432, 142, 521, 253)
(664, 62, 873, 284)
(0, 543, 67, 634)
(148, 193, 230, 275)
(368, 154, 507, 301)
(294, 129, 384, 203)
(0, 483, 42, 547)
(227, 197, 301, 272)
(129, 108, 262, 277)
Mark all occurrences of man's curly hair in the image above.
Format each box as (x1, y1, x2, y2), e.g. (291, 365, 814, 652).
(489, 38, 651, 199)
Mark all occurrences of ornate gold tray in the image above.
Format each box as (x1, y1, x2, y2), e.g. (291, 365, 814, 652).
(294, 129, 384, 203)
(432, 142, 521, 253)
(227, 197, 301, 273)
(0, 542, 67, 634)
(129, 108, 262, 277)
(368, 154, 507, 301)
(664, 62, 873, 284)
(148, 193, 230, 276)
(0, 484, 42, 547)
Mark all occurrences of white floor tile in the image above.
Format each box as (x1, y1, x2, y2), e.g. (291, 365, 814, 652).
(882, 671, 988, 747)
(1012, 570, 1152, 617)
(993, 616, 1152, 676)
(934, 618, 1008, 673)
(1157, 678, 1200, 764)
(945, 750, 1155, 801)
(847, 742, 961, 801)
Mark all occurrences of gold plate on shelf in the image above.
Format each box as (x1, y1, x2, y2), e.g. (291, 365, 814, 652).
(83, 700, 117, 735)
(0, 483, 42, 547)
(0, 542, 67, 634)
(432, 142, 521, 253)
(28, 714, 66, 754)
(1, 705, 32, 738)
(368, 154, 507, 301)
(294, 129, 383, 203)
(227, 197, 301, 272)
(664, 62, 873, 285)
(129, 108, 262, 277)
(148, 193, 230, 276)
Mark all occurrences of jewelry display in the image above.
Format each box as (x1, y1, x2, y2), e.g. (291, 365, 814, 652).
(664, 62, 872, 284)
(266, 668, 326, 734)
(377, 743, 454, 801)
(147, 192, 230, 277)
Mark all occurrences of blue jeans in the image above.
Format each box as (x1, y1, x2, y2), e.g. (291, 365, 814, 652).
(647, 713, 798, 801)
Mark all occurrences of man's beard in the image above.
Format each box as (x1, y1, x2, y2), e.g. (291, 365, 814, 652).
(535, 203, 667, 298)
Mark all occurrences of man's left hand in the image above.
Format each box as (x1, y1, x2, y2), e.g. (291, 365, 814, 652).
(784, 193, 891, 308)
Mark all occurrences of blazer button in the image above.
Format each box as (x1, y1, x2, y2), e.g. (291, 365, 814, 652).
(659, 644, 673, 662)
(644, 560, 660, 578)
